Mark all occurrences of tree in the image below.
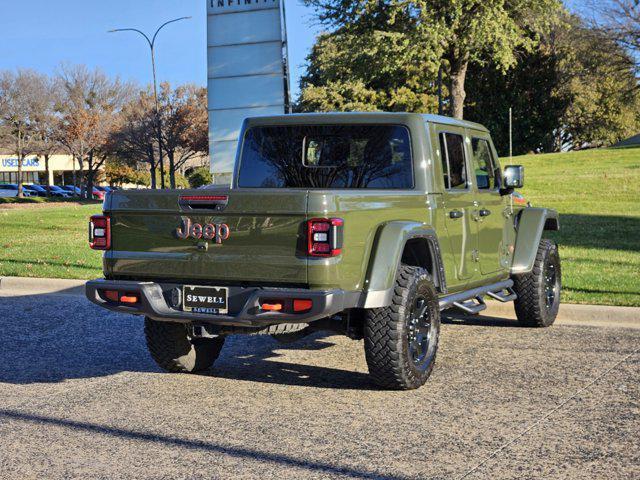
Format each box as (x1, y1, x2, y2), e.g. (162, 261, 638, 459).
(431, 0, 562, 119)
(145, 169, 190, 189)
(158, 83, 208, 189)
(32, 76, 62, 191)
(299, 2, 444, 112)
(465, 45, 568, 155)
(559, 20, 640, 147)
(465, 14, 640, 154)
(107, 83, 208, 190)
(590, 0, 639, 69)
(302, 0, 562, 118)
(105, 159, 147, 187)
(0, 70, 50, 197)
(56, 65, 132, 198)
(111, 88, 160, 189)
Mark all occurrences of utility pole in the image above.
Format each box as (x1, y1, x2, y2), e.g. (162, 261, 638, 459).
(109, 17, 191, 189)
(437, 65, 444, 116)
(509, 107, 513, 160)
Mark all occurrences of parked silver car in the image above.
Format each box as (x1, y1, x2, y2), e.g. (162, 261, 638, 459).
(0, 184, 34, 198)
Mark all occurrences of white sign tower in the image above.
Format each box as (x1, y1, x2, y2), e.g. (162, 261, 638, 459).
(207, 0, 291, 184)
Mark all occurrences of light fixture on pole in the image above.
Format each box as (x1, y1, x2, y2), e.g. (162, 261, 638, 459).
(108, 16, 192, 189)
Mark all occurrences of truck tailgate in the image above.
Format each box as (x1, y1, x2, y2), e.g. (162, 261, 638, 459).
(105, 189, 308, 285)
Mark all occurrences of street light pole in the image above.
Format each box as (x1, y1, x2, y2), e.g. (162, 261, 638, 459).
(109, 17, 191, 190)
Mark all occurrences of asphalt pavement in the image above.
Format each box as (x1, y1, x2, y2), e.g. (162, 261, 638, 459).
(0, 289, 638, 479)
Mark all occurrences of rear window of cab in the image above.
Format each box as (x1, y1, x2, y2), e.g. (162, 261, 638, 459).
(237, 125, 414, 189)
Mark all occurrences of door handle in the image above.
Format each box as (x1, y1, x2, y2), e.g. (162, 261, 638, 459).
(449, 210, 464, 219)
(479, 209, 492, 217)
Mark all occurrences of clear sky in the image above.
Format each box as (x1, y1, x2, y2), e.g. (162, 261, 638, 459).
(0, 0, 321, 98)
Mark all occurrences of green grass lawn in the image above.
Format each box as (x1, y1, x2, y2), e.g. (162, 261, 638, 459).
(1, 146, 639, 306)
(0, 203, 104, 280)
(516, 146, 640, 307)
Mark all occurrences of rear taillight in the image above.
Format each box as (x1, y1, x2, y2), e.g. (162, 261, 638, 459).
(307, 218, 344, 257)
(89, 215, 111, 250)
(293, 299, 313, 313)
(103, 290, 119, 302)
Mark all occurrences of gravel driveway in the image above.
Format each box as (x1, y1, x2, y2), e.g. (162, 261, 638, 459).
(0, 290, 638, 479)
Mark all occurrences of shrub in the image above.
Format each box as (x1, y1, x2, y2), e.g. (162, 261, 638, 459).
(188, 167, 213, 189)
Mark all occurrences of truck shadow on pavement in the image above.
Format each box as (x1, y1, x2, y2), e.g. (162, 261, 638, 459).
(0, 408, 410, 480)
(0, 292, 374, 389)
(209, 333, 376, 390)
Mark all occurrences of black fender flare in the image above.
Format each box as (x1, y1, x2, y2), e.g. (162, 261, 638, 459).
(511, 208, 560, 275)
(361, 221, 446, 308)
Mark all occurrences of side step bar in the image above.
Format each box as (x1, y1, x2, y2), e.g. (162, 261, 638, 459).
(487, 287, 517, 303)
(453, 297, 487, 315)
(439, 279, 515, 312)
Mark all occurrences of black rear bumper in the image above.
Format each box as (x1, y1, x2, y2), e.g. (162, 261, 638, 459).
(86, 279, 360, 327)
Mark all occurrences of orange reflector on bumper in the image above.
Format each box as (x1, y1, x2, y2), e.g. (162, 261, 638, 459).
(120, 294, 139, 304)
(261, 303, 283, 312)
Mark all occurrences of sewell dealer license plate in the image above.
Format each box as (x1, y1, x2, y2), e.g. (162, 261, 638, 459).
(183, 286, 229, 314)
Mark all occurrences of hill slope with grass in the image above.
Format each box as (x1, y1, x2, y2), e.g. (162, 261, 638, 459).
(515, 146, 640, 306)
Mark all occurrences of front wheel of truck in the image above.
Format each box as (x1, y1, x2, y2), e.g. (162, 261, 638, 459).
(512, 239, 562, 328)
(144, 318, 225, 373)
(364, 266, 440, 390)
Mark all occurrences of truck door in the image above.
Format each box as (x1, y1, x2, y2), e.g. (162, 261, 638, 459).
(469, 134, 508, 276)
(436, 128, 477, 283)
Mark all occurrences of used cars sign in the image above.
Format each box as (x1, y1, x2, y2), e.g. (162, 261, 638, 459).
(1, 158, 40, 168)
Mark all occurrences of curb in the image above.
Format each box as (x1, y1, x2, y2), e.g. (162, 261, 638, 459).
(0, 276, 86, 296)
(1, 276, 639, 325)
(483, 301, 640, 324)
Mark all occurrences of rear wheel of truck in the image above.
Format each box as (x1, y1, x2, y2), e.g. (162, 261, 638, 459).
(512, 239, 562, 328)
(364, 266, 440, 390)
(144, 318, 225, 373)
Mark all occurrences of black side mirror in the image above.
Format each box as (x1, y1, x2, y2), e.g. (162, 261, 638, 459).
(504, 165, 524, 188)
(500, 165, 524, 196)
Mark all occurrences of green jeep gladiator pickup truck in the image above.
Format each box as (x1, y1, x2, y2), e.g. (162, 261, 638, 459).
(87, 113, 561, 390)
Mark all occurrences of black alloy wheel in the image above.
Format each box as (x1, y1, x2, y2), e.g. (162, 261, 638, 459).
(407, 296, 437, 371)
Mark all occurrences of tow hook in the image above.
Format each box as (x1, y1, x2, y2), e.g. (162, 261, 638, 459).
(191, 325, 220, 339)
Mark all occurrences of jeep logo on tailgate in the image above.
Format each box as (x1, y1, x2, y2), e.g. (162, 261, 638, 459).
(176, 218, 230, 244)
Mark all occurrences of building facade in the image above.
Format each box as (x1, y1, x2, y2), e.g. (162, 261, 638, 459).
(0, 154, 95, 185)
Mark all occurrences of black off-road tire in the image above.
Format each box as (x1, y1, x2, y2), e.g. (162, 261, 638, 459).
(144, 318, 225, 373)
(513, 239, 562, 328)
(364, 266, 440, 390)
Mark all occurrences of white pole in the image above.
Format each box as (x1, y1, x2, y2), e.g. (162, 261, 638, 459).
(509, 107, 513, 160)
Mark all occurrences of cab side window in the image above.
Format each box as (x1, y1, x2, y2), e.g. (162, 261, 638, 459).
(439, 132, 468, 190)
(471, 138, 500, 190)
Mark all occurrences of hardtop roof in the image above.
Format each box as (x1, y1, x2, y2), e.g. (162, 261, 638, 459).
(420, 114, 488, 132)
(244, 112, 489, 132)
